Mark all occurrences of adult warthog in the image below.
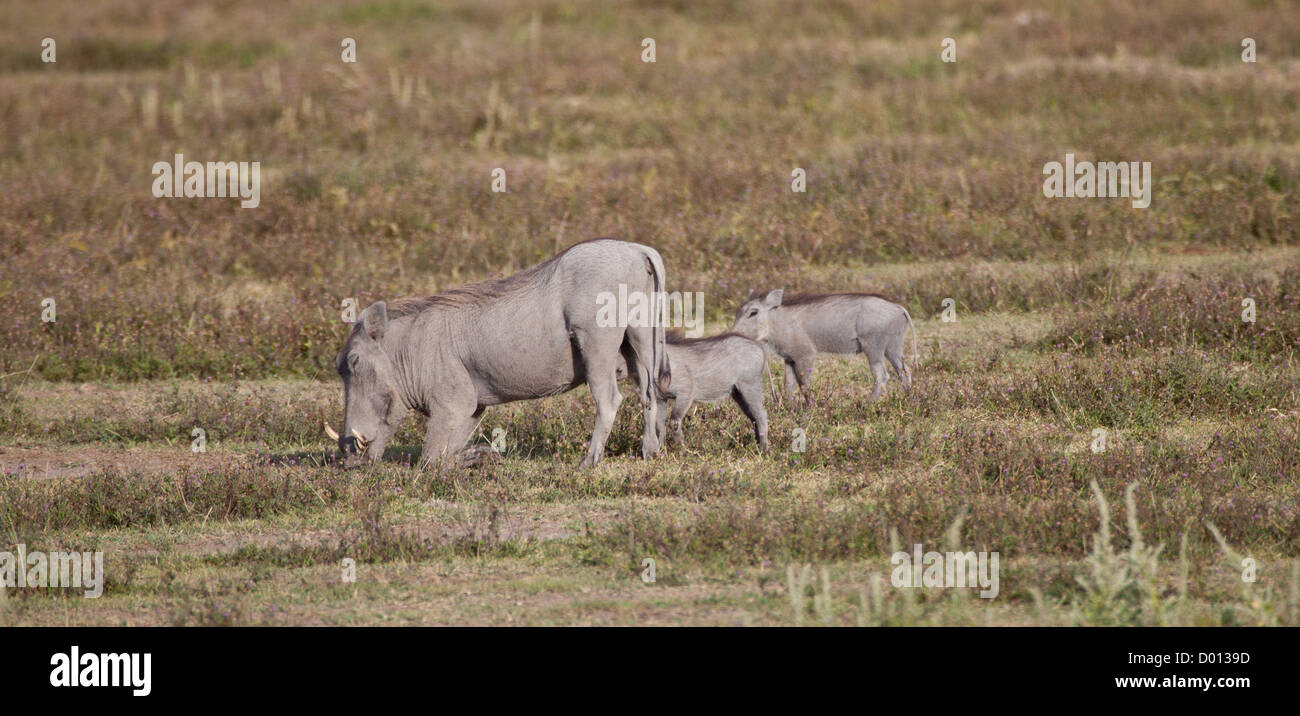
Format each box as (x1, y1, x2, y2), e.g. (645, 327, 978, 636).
(325, 239, 671, 468)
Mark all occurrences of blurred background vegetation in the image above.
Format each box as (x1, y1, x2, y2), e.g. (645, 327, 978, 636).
(1, 0, 1296, 380)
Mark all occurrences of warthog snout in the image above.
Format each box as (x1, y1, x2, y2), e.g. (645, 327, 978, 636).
(325, 422, 374, 468)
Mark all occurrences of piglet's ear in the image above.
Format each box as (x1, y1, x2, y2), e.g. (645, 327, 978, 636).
(360, 301, 389, 341)
(763, 289, 784, 308)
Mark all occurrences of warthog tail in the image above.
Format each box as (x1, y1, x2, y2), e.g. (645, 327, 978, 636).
(645, 247, 672, 397)
(903, 306, 919, 370)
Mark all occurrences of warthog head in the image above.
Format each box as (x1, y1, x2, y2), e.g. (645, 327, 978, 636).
(731, 288, 783, 342)
(326, 301, 408, 468)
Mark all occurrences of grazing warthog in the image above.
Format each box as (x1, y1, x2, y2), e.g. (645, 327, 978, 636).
(731, 289, 917, 403)
(325, 239, 671, 469)
(654, 331, 770, 452)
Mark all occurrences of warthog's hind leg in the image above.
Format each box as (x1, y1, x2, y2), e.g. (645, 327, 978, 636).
(623, 324, 664, 460)
(885, 328, 911, 391)
(886, 347, 911, 390)
(868, 358, 888, 401)
(579, 336, 624, 468)
(861, 339, 889, 402)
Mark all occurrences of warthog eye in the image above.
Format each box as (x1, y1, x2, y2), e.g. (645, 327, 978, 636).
(747, 309, 758, 318)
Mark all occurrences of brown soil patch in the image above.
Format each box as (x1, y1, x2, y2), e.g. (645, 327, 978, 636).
(0, 444, 234, 480)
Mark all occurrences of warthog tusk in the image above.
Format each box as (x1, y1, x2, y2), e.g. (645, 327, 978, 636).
(324, 422, 340, 441)
(351, 428, 369, 448)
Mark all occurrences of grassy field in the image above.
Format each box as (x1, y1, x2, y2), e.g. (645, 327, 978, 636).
(1, 0, 1298, 625)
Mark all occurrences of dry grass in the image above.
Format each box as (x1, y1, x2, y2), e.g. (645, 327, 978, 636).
(1, 0, 1298, 625)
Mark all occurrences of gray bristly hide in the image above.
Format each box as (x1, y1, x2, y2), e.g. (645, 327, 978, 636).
(730, 289, 917, 404)
(328, 238, 671, 469)
(653, 332, 770, 452)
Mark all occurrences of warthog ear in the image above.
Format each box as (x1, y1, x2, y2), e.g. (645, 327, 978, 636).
(747, 287, 759, 300)
(763, 289, 783, 308)
(360, 301, 389, 341)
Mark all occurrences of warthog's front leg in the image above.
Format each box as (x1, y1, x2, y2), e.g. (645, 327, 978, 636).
(782, 358, 815, 406)
(791, 357, 816, 406)
(419, 401, 480, 469)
